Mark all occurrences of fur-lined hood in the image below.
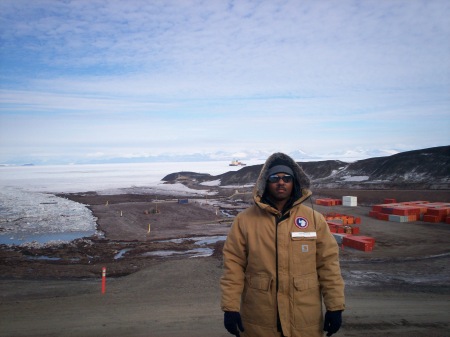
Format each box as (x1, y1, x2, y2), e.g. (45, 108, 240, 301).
(253, 152, 311, 203)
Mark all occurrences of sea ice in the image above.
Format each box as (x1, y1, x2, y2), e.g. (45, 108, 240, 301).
(0, 187, 97, 245)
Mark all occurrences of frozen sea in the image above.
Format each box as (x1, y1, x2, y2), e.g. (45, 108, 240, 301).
(0, 161, 262, 245)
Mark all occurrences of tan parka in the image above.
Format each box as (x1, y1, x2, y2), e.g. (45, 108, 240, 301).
(221, 153, 345, 337)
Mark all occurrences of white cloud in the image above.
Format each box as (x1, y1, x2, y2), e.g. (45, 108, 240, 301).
(0, 0, 449, 164)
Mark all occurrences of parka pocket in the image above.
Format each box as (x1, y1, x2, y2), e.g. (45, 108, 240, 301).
(241, 273, 276, 327)
(292, 274, 322, 328)
(291, 237, 316, 271)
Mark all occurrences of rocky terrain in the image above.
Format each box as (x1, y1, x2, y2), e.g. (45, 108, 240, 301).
(163, 145, 450, 190)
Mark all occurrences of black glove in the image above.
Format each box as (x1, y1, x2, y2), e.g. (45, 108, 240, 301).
(323, 310, 342, 336)
(224, 311, 244, 336)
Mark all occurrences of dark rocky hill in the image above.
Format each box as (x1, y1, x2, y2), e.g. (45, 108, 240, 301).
(162, 145, 450, 190)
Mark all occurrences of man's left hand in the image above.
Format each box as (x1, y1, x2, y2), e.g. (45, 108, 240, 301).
(323, 310, 342, 336)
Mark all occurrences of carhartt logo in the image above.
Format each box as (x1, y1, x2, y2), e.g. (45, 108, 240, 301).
(302, 244, 309, 252)
(295, 217, 309, 229)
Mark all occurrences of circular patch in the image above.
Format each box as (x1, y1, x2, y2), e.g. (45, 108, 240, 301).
(295, 217, 309, 229)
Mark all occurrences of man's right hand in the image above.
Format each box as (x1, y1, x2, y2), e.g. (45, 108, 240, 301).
(224, 311, 244, 336)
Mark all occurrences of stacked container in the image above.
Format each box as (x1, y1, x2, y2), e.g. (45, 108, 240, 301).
(369, 200, 449, 223)
(326, 215, 375, 252)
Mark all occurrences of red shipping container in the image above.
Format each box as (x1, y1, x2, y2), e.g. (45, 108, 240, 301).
(384, 198, 397, 204)
(381, 207, 394, 214)
(427, 208, 449, 222)
(343, 236, 369, 244)
(361, 243, 373, 252)
(355, 236, 376, 245)
(372, 205, 384, 212)
(343, 236, 374, 252)
(369, 211, 379, 218)
(376, 213, 390, 221)
(392, 206, 422, 216)
(355, 217, 361, 224)
(351, 226, 360, 234)
(423, 214, 440, 223)
(404, 201, 429, 205)
(352, 241, 373, 252)
(391, 208, 406, 216)
(427, 208, 448, 215)
(426, 202, 449, 207)
(417, 206, 429, 214)
(317, 199, 342, 206)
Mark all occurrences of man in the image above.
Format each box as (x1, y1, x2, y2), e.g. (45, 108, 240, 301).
(221, 153, 345, 337)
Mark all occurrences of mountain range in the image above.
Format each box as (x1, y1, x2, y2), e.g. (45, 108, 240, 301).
(2, 147, 403, 166)
(163, 145, 450, 190)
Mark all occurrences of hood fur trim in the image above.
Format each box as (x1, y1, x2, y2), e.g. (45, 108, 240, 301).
(254, 152, 311, 198)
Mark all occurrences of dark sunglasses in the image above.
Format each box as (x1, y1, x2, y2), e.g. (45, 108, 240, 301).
(267, 174, 293, 183)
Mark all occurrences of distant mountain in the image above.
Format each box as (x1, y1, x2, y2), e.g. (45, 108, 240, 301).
(0, 147, 404, 166)
(163, 146, 450, 190)
(316, 148, 401, 161)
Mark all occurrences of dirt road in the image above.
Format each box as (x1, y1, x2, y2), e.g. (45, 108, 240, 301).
(1, 257, 449, 337)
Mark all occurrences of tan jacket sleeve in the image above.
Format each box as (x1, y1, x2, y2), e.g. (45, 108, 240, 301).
(315, 211, 346, 311)
(220, 215, 248, 312)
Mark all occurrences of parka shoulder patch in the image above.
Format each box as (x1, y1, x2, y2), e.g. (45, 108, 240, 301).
(294, 216, 309, 229)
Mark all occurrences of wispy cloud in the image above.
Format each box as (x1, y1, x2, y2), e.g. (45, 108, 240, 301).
(0, 0, 449, 164)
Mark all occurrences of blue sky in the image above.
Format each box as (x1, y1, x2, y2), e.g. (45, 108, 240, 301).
(0, 0, 449, 164)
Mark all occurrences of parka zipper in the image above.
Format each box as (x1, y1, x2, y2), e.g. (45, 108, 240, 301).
(275, 211, 290, 332)
(275, 214, 281, 331)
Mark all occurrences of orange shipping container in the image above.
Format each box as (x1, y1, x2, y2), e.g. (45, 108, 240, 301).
(408, 215, 418, 222)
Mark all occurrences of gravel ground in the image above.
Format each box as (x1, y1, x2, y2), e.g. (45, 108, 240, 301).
(0, 188, 449, 337)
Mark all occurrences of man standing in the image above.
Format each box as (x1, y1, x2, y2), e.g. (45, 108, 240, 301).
(221, 153, 345, 337)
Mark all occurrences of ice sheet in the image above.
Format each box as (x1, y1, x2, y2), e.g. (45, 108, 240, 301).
(0, 187, 98, 245)
(0, 161, 261, 193)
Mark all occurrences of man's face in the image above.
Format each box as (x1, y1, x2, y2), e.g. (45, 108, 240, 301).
(266, 173, 294, 203)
